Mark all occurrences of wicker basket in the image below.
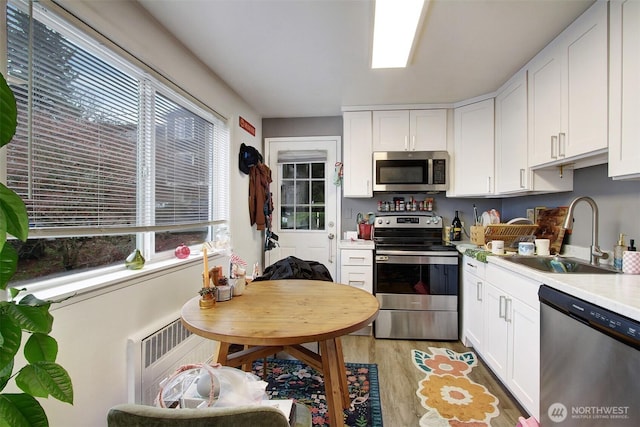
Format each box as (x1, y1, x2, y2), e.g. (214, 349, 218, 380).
(470, 224, 538, 249)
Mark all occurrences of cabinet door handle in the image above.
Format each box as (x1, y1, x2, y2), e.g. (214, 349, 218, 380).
(558, 132, 566, 157)
(487, 176, 492, 193)
(499, 295, 506, 319)
(411, 135, 416, 151)
(505, 298, 512, 323)
(551, 135, 558, 159)
(476, 282, 482, 301)
(520, 168, 525, 188)
(404, 136, 408, 151)
(466, 262, 477, 269)
(348, 280, 365, 286)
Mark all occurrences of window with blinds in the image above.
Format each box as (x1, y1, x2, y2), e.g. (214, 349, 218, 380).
(4, 1, 229, 283)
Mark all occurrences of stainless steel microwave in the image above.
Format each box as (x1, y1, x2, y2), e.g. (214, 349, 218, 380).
(373, 151, 449, 192)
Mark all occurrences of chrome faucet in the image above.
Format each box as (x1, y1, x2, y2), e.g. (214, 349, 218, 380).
(563, 196, 608, 265)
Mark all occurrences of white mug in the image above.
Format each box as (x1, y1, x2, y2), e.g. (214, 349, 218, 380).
(535, 239, 551, 256)
(486, 240, 505, 255)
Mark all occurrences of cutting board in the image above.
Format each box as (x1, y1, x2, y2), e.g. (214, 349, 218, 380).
(534, 207, 568, 255)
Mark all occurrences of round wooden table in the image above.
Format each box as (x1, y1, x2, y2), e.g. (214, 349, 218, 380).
(181, 279, 380, 427)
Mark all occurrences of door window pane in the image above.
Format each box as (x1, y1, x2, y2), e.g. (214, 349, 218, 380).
(282, 164, 295, 179)
(311, 207, 325, 230)
(295, 164, 309, 178)
(281, 206, 294, 229)
(311, 181, 325, 204)
(278, 161, 326, 231)
(296, 181, 309, 204)
(281, 180, 295, 205)
(311, 163, 324, 178)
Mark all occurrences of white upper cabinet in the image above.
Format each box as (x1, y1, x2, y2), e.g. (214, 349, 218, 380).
(609, 0, 640, 180)
(410, 110, 448, 151)
(528, 1, 608, 168)
(451, 99, 495, 196)
(342, 111, 373, 198)
(495, 70, 528, 194)
(373, 109, 447, 152)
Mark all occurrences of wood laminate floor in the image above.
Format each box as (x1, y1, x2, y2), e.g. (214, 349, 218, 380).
(340, 335, 527, 427)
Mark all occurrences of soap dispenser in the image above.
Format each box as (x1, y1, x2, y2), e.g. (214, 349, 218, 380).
(614, 233, 625, 270)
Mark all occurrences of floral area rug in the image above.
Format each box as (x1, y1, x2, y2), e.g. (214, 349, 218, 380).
(252, 358, 383, 427)
(412, 347, 500, 426)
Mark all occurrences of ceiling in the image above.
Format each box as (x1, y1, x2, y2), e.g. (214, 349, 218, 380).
(139, 0, 594, 119)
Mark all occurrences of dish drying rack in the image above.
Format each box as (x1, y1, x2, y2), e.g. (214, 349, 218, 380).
(470, 224, 539, 250)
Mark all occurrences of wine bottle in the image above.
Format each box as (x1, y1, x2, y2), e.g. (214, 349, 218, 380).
(452, 210, 462, 241)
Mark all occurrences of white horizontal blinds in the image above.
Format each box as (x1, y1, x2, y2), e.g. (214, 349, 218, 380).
(6, 2, 139, 228)
(212, 119, 229, 222)
(153, 92, 213, 225)
(5, 0, 231, 243)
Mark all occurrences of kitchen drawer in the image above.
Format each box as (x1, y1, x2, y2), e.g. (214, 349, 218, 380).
(341, 265, 372, 293)
(486, 263, 540, 308)
(341, 249, 373, 266)
(463, 255, 486, 278)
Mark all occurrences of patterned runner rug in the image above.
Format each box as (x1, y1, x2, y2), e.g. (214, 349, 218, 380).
(252, 358, 383, 427)
(412, 347, 500, 426)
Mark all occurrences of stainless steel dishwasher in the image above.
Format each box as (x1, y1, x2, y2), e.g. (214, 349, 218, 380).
(539, 285, 639, 426)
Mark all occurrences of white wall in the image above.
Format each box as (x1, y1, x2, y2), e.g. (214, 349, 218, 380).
(26, 1, 264, 425)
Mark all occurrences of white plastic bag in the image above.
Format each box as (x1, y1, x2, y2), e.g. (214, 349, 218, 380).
(156, 363, 268, 409)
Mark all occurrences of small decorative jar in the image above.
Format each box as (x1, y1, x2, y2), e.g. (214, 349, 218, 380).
(125, 249, 145, 270)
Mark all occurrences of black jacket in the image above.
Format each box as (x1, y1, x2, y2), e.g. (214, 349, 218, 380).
(253, 256, 333, 282)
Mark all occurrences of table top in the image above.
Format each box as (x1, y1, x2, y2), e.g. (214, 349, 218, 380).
(181, 280, 380, 346)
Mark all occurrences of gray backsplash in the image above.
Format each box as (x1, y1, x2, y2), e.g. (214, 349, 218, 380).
(343, 164, 640, 252)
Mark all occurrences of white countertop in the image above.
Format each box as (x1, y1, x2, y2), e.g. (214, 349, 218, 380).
(488, 255, 640, 322)
(339, 239, 375, 250)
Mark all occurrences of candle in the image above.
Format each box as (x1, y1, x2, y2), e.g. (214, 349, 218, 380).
(203, 247, 209, 287)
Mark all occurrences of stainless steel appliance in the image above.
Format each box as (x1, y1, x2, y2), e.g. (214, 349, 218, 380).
(373, 151, 448, 193)
(539, 285, 639, 426)
(373, 214, 459, 339)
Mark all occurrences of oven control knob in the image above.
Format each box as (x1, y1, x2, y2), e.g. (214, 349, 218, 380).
(432, 216, 440, 224)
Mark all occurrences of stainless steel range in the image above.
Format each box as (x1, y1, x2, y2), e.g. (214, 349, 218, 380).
(373, 214, 459, 340)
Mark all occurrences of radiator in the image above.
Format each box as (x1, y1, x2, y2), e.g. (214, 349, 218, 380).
(127, 312, 217, 405)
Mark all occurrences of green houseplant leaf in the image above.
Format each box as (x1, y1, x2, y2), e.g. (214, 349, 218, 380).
(0, 73, 17, 149)
(23, 335, 58, 364)
(15, 362, 73, 404)
(0, 244, 19, 292)
(0, 393, 47, 427)
(0, 183, 29, 245)
(0, 73, 73, 425)
(1, 304, 52, 335)
(0, 314, 21, 373)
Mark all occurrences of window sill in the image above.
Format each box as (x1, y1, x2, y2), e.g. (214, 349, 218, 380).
(19, 250, 228, 310)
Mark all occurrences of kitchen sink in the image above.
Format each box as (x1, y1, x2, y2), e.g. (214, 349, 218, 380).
(501, 255, 619, 274)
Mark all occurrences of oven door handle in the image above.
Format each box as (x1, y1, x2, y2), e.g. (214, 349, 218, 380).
(375, 250, 459, 257)
(375, 254, 459, 265)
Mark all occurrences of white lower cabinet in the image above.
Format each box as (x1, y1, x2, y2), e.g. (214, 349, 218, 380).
(483, 263, 540, 420)
(461, 256, 485, 350)
(339, 248, 373, 293)
(339, 246, 374, 335)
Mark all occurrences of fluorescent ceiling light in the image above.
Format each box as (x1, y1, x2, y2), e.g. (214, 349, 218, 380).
(372, 0, 426, 69)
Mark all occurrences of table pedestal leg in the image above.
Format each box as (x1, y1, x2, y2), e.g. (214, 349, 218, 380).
(216, 342, 230, 364)
(320, 338, 348, 427)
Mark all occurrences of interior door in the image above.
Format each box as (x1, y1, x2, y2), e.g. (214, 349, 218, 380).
(264, 137, 340, 280)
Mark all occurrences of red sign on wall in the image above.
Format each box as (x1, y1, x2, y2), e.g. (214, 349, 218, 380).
(239, 116, 256, 136)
